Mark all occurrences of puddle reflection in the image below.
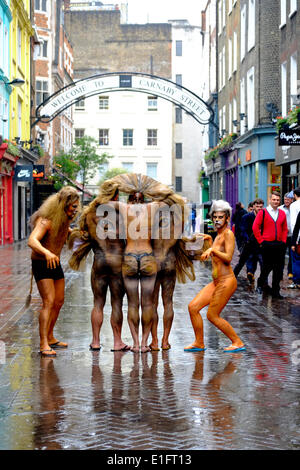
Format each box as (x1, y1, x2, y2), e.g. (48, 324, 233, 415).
(34, 357, 65, 450)
(189, 353, 243, 444)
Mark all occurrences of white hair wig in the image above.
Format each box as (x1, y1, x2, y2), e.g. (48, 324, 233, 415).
(209, 200, 232, 219)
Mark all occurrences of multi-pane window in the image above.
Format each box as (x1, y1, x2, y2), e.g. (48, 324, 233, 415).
(39, 40, 48, 58)
(35, 0, 47, 11)
(281, 62, 287, 117)
(248, 0, 255, 51)
(176, 40, 182, 56)
(175, 107, 182, 123)
(146, 163, 157, 179)
(290, 0, 297, 15)
(175, 74, 182, 86)
(75, 98, 85, 110)
(99, 162, 108, 179)
(290, 54, 298, 108)
(99, 129, 109, 146)
(147, 129, 157, 146)
(175, 176, 182, 192)
(247, 66, 255, 129)
(241, 4, 246, 61)
(75, 128, 85, 140)
(280, 0, 287, 26)
(228, 37, 232, 79)
(122, 162, 133, 172)
(17, 25, 22, 67)
(147, 96, 157, 111)
(123, 129, 133, 146)
(99, 96, 109, 109)
(175, 143, 182, 159)
(36, 80, 49, 106)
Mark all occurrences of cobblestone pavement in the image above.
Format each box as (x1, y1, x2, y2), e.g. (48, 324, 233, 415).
(0, 241, 299, 450)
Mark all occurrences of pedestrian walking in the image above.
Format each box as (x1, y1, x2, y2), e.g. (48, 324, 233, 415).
(232, 202, 247, 252)
(233, 198, 264, 285)
(253, 191, 288, 299)
(290, 187, 300, 235)
(288, 210, 300, 289)
(279, 193, 294, 280)
(184, 200, 245, 353)
(28, 186, 80, 356)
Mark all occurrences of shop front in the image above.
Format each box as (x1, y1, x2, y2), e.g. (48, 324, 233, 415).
(275, 134, 300, 194)
(205, 155, 225, 202)
(13, 148, 38, 241)
(223, 149, 238, 210)
(235, 126, 278, 206)
(0, 141, 18, 245)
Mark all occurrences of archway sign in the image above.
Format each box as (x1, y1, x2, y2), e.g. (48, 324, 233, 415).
(34, 72, 214, 126)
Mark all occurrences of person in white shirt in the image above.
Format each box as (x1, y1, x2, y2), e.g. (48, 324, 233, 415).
(290, 187, 300, 232)
(279, 193, 294, 279)
(288, 187, 300, 289)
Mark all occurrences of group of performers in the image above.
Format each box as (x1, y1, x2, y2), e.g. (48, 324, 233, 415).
(28, 175, 245, 357)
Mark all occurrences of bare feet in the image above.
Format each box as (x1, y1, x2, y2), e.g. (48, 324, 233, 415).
(140, 345, 151, 353)
(40, 348, 56, 357)
(223, 342, 245, 352)
(49, 340, 68, 349)
(111, 344, 131, 352)
(184, 342, 205, 351)
(149, 342, 160, 351)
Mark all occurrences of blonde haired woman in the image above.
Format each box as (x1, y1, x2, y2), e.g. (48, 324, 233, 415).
(28, 186, 80, 356)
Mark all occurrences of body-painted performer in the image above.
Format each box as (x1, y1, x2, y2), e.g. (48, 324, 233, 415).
(107, 197, 159, 353)
(69, 189, 129, 352)
(184, 200, 245, 353)
(28, 186, 80, 357)
(69, 173, 196, 353)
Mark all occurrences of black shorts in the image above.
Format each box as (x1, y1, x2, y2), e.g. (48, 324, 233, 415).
(32, 259, 64, 282)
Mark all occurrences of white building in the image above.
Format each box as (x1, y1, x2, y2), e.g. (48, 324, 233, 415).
(73, 91, 173, 194)
(170, 20, 205, 204)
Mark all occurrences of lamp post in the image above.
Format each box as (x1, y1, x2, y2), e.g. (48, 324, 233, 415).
(0, 77, 25, 87)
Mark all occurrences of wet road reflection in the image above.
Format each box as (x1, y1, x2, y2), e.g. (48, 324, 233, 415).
(0, 246, 299, 450)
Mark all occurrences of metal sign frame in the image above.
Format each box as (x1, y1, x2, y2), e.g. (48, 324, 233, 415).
(33, 72, 215, 127)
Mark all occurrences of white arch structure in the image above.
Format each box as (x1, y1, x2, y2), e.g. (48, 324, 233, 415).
(34, 72, 214, 126)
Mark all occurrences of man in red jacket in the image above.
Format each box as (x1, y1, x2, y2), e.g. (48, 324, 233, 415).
(252, 191, 288, 299)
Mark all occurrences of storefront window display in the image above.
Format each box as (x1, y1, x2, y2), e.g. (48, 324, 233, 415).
(267, 162, 281, 199)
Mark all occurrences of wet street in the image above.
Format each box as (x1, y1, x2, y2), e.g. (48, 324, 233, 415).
(0, 241, 299, 451)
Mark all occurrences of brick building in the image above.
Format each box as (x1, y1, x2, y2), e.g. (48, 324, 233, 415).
(275, 0, 300, 193)
(234, 0, 281, 206)
(34, 0, 74, 170)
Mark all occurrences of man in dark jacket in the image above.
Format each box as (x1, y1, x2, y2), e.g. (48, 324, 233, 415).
(233, 199, 264, 284)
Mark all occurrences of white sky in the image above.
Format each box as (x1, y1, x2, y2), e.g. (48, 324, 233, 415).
(117, 0, 204, 25)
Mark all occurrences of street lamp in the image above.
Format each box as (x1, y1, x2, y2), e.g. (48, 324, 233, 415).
(0, 77, 25, 87)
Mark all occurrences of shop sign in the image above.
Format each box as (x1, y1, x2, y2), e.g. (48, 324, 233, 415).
(279, 129, 300, 146)
(14, 165, 33, 182)
(33, 165, 45, 180)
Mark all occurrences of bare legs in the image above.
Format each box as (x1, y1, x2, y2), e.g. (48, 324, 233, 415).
(37, 278, 65, 356)
(185, 276, 244, 351)
(124, 273, 157, 353)
(150, 274, 176, 351)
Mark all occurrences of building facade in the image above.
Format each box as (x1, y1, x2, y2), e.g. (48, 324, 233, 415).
(275, 0, 300, 194)
(64, 4, 174, 193)
(234, 0, 281, 206)
(171, 19, 204, 204)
